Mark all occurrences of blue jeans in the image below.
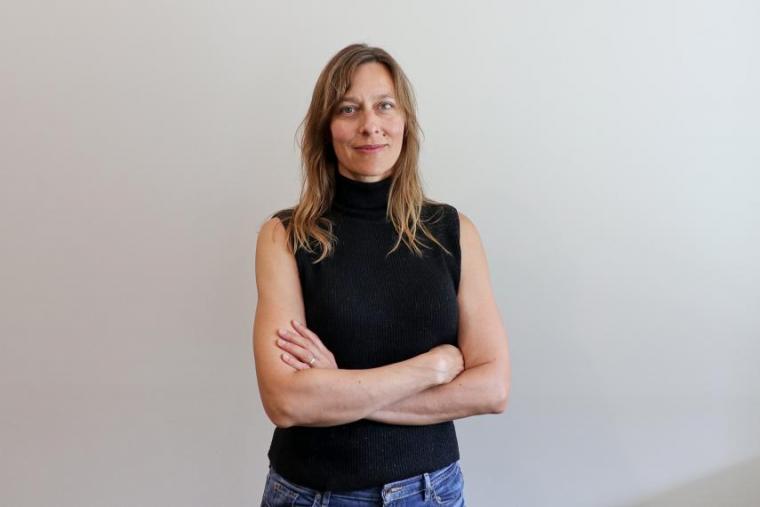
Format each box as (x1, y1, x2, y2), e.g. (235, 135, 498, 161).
(260, 460, 466, 506)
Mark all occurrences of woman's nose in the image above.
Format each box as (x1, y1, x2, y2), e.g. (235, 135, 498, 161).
(358, 111, 381, 135)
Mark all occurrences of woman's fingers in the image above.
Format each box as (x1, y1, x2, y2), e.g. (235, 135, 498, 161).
(276, 321, 338, 369)
(277, 327, 311, 351)
(277, 327, 320, 367)
(280, 351, 308, 370)
(291, 320, 330, 355)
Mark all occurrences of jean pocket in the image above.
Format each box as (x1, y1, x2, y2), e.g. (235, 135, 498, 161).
(262, 474, 300, 507)
(430, 462, 464, 506)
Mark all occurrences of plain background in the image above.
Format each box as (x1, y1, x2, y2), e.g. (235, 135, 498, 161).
(1, 1, 758, 506)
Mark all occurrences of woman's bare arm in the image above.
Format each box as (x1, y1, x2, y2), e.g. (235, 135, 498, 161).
(363, 362, 504, 425)
(253, 217, 446, 428)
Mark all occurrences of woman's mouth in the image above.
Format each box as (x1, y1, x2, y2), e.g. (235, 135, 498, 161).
(355, 144, 386, 153)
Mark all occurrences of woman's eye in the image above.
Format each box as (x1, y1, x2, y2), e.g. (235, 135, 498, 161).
(338, 102, 394, 115)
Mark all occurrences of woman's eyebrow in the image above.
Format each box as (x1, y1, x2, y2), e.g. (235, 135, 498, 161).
(340, 94, 395, 103)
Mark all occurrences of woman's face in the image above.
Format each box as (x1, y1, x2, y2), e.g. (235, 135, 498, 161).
(330, 62, 405, 182)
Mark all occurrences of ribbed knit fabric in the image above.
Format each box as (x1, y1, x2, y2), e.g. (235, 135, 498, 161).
(267, 166, 461, 491)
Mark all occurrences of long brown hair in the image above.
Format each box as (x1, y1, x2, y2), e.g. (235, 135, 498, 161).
(272, 42, 452, 263)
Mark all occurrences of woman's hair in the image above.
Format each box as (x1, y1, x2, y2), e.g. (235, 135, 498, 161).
(272, 42, 452, 263)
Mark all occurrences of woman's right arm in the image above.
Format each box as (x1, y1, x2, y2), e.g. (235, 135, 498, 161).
(253, 217, 456, 428)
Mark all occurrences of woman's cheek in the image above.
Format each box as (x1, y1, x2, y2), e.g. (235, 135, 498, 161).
(387, 118, 405, 137)
(330, 123, 349, 143)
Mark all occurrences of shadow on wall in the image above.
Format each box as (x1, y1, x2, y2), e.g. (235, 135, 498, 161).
(628, 455, 760, 507)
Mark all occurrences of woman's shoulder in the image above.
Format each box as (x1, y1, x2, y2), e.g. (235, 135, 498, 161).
(270, 206, 296, 227)
(422, 199, 460, 226)
(257, 208, 296, 253)
(421, 200, 462, 253)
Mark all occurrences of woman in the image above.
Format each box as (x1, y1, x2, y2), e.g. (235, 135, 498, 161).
(253, 43, 510, 506)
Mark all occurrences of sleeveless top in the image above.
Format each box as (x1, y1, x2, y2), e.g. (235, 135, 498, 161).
(266, 166, 462, 491)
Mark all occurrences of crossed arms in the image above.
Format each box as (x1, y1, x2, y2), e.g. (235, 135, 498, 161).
(253, 212, 511, 428)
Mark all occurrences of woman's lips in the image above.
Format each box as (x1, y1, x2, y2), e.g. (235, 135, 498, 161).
(355, 145, 386, 153)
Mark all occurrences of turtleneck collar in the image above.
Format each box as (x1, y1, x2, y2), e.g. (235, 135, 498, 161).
(331, 166, 393, 221)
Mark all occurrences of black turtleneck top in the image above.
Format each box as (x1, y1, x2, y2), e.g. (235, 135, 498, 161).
(267, 166, 461, 491)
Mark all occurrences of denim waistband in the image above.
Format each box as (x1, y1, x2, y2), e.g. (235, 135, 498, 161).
(267, 459, 460, 504)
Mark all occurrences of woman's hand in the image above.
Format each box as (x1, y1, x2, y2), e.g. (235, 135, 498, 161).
(276, 320, 338, 370)
(426, 344, 465, 384)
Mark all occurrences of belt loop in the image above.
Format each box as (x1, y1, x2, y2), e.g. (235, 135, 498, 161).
(423, 472, 432, 502)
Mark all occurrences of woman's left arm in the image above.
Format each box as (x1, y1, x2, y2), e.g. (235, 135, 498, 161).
(364, 211, 511, 425)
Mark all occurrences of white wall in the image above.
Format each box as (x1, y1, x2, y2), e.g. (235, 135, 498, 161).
(1, 1, 758, 506)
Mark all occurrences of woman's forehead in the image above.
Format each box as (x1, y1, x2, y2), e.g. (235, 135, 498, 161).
(341, 63, 395, 96)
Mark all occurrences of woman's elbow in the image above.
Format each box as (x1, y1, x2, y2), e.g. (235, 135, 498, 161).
(262, 392, 296, 428)
(271, 408, 295, 428)
(490, 381, 510, 414)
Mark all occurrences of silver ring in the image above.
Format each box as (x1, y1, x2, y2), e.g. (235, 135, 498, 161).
(309, 356, 316, 366)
